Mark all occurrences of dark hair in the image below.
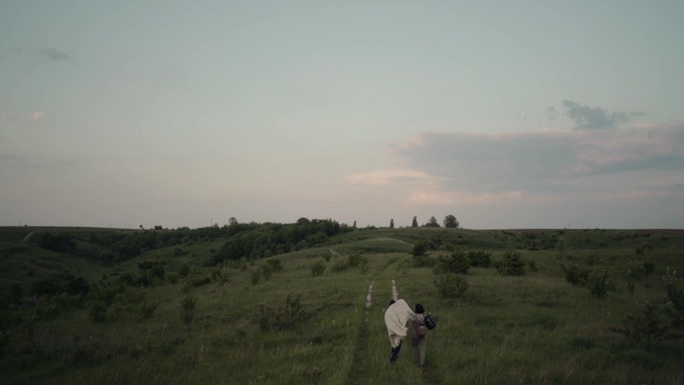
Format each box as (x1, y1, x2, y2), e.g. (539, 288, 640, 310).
(415, 304, 425, 314)
(389, 300, 396, 306)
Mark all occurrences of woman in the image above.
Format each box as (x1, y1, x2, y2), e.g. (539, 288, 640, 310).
(412, 303, 428, 367)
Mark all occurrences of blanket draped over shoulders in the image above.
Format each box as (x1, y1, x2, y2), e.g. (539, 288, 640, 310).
(383, 299, 415, 348)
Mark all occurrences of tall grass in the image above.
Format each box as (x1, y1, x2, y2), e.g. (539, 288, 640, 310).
(1, 228, 683, 384)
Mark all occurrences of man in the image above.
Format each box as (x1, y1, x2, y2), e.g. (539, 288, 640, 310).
(384, 299, 415, 363)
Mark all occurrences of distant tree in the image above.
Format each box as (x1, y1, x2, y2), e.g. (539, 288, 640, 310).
(154, 225, 163, 230)
(353, 221, 357, 229)
(296, 217, 310, 225)
(229, 217, 239, 226)
(412, 216, 418, 228)
(390, 219, 394, 229)
(443, 215, 459, 228)
(424, 216, 440, 228)
(139, 225, 143, 230)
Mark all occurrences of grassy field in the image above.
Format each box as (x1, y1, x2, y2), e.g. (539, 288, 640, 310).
(1, 226, 683, 384)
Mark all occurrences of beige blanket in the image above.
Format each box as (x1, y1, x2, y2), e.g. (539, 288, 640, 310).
(384, 299, 415, 348)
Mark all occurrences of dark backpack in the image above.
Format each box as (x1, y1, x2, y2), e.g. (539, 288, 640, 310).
(414, 316, 428, 337)
(424, 314, 436, 330)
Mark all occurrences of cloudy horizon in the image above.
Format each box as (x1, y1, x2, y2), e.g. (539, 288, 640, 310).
(1, 1, 683, 230)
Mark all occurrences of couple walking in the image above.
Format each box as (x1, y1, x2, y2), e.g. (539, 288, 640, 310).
(384, 299, 429, 367)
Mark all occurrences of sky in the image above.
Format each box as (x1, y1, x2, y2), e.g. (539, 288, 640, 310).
(1, 0, 683, 230)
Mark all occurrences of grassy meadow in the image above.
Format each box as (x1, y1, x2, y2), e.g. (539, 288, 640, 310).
(1, 225, 683, 384)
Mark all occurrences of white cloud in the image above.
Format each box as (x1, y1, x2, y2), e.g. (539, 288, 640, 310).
(32, 112, 44, 122)
(345, 169, 446, 187)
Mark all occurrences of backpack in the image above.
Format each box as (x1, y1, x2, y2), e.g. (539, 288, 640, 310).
(415, 316, 428, 337)
(424, 314, 436, 330)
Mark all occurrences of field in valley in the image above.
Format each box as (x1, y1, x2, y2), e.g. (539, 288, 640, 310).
(1, 225, 683, 384)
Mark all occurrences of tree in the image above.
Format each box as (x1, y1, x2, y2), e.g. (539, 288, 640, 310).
(389, 219, 394, 229)
(412, 216, 418, 228)
(424, 216, 440, 228)
(353, 220, 357, 229)
(229, 217, 239, 226)
(443, 215, 459, 228)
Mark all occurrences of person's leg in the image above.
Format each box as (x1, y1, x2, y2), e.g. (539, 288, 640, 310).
(412, 335, 419, 364)
(390, 340, 402, 363)
(419, 337, 427, 366)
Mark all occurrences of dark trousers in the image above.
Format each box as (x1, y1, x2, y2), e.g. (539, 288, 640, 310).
(390, 340, 402, 363)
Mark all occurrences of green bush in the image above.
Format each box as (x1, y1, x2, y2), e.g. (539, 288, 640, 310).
(588, 269, 613, 298)
(610, 298, 676, 348)
(89, 302, 108, 323)
(495, 250, 526, 276)
(251, 270, 261, 285)
(180, 296, 197, 325)
(179, 263, 190, 277)
(258, 294, 306, 332)
(434, 250, 470, 275)
(412, 240, 431, 257)
(167, 272, 180, 284)
(467, 250, 492, 268)
(627, 260, 647, 280)
(311, 261, 325, 277)
(434, 274, 468, 299)
(664, 268, 684, 330)
(266, 258, 283, 272)
(560, 262, 589, 285)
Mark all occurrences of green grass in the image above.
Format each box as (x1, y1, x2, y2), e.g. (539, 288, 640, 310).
(1, 227, 683, 384)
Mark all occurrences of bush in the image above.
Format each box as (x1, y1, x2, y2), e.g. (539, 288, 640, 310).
(180, 296, 197, 324)
(179, 263, 190, 277)
(495, 250, 526, 276)
(434, 250, 470, 275)
(412, 240, 431, 257)
(434, 274, 468, 299)
(610, 298, 677, 348)
(311, 262, 325, 277)
(627, 260, 647, 280)
(89, 302, 108, 323)
(251, 270, 261, 285)
(560, 262, 589, 285)
(258, 294, 306, 331)
(266, 259, 283, 272)
(467, 250, 492, 268)
(167, 272, 180, 284)
(664, 268, 684, 330)
(588, 270, 613, 298)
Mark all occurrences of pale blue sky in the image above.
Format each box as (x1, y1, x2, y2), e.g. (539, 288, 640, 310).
(1, 0, 683, 229)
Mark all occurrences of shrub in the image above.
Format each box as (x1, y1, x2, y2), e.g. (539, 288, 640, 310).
(348, 253, 368, 268)
(251, 270, 261, 285)
(258, 294, 306, 331)
(610, 298, 677, 348)
(311, 262, 325, 277)
(167, 272, 180, 284)
(266, 259, 283, 272)
(434, 250, 470, 275)
(627, 260, 647, 280)
(434, 274, 468, 299)
(174, 247, 186, 256)
(643, 261, 655, 275)
(412, 240, 430, 257)
(495, 250, 526, 276)
(560, 262, 589, 285)
(180, 296, 197, 324)
(330, 259, 349, 273)
(89, 302, 108, 323)
(179, 263, 190, 277)
(588, 270, 613, 298)
(664, 268, 684, 330)
(467, 250, 492, 268)
(260, 265, 273, 281)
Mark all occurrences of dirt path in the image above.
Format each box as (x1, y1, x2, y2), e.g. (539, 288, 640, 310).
(21, 232, 34, 243)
